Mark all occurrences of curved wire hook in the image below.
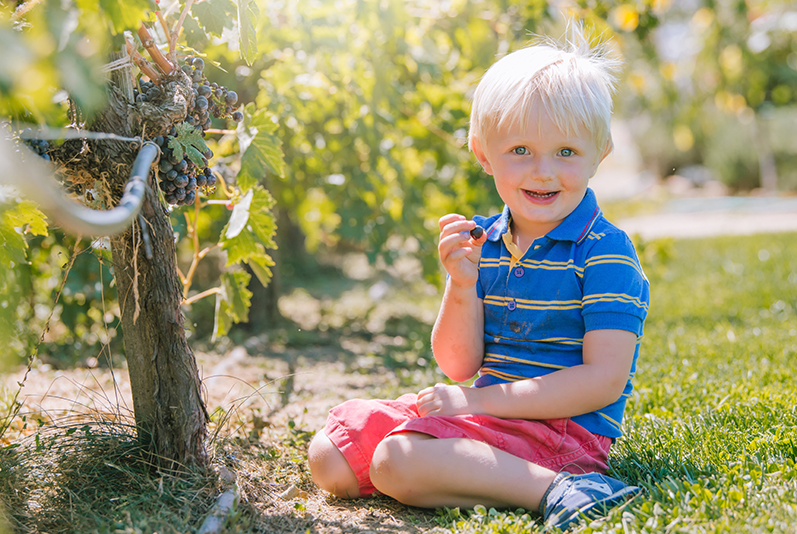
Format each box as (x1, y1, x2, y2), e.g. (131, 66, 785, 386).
(1, 126, 159, 237)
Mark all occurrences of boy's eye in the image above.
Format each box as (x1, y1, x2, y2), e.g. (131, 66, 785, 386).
(512, 147, 528, 155)
(559, 148, 574, 157)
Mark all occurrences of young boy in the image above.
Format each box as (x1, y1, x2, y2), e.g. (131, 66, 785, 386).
(308, 24, 650, 530)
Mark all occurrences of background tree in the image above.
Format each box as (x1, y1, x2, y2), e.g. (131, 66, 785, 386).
(609, 0, 797, 190)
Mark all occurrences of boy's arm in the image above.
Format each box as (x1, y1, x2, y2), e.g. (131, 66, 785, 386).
(431, 214, 487, 383)
(418, 328, 636, 419)
(431, 279, 484, 382)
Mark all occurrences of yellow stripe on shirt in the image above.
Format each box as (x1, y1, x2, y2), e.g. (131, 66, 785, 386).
(483, 295, 583, 310)
(583, 293, 649, 312)
(597, 411, 622, 431)
(585, 254, 646, 280)
(484, 352, 568, 370)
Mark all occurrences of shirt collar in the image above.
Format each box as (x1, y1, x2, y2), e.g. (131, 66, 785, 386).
(485, 188, 602, 245)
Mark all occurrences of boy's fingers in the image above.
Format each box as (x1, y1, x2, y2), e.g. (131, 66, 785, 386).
(438, 213, 466, 231)
(440, 220, 478, 240)
(443, 246, 473, 265)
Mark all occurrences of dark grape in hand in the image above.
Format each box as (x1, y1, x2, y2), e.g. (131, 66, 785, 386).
(470, 226, 484, 239)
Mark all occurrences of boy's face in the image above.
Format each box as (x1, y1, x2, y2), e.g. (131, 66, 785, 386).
(472, 108, 609, 241)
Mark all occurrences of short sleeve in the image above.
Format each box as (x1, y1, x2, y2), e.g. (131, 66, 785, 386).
(580, 232, 650, 336)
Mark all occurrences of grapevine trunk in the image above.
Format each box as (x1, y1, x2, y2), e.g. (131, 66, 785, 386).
(67, 75, 210, 469)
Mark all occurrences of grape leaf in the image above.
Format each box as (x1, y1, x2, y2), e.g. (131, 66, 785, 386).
(5, 201, 49, 237)
(236, 0, 258, 66)
(221, 186, 276, 249)
(167, 136, 184, 162)
(0, 201, 48, 268)
(220, 185, 276, 286)
(99, 0, 155, 34)
(168, 122, 208, 166)
(247, 254, 274, 286)
(193, 0, 236, 36)
(225, 189, 253, 239)
(236, 104, 285, 191)
(0, 225, 27, 268)
(212, 271, 252, 341)
(184, 145, 205, 168)
(180, 14, 208, 50)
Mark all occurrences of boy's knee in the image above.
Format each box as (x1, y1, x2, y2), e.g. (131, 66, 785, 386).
(307, 431, 360, 499)
(369, 433, 417, 500)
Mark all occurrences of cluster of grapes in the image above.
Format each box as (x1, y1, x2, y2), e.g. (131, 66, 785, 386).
(22, 135, 51, 161)
(136, 55, 245, 206)
(133, 79, 162, 104)
(154, 134, 216, 207)
(182, 56, 243, 130)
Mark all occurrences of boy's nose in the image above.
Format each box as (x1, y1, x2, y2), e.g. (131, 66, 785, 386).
(530, 156, 554, 181)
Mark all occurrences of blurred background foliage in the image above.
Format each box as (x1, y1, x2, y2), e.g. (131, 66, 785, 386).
(1, 0, 796, 368)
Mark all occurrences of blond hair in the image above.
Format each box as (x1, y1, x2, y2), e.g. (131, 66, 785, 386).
(468, 23, 622, 154)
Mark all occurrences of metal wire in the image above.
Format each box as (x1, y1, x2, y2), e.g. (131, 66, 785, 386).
(1, 125, 159, 237)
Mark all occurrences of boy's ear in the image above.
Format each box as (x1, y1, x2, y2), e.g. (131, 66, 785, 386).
(599, 138, 613, 163)
(589, 139, 613, 179)
(471, 135, 494, 175)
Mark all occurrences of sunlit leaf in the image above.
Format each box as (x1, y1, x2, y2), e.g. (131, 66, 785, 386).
(222, 230, 263, 266)
(236, 0, 258, 66)
(212, 270, 252, 340)
(219, 185, 276, 290)
(5, 201, 49, 237)
(180, 14, 208, 49)
(98, 0, 154, 34)
(220, 187, 276, 259)
(247, 254, 274, 286)
(193, 0, 236, 36)
(0, 200, 48, 268)
(225, 189, 253, 239)
(236, 105, 284, 191)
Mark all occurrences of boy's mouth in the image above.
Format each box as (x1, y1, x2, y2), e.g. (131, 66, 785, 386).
(524, 189, 558, 200)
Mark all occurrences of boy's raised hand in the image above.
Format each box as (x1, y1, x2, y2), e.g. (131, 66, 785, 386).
(438, 214, 487, 289)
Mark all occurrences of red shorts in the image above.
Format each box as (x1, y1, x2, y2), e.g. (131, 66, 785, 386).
(324, 393, 613, 496)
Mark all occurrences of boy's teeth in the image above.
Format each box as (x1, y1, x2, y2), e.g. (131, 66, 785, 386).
(527, 190, 556, 198)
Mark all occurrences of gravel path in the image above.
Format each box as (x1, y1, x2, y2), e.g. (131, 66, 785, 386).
(615, 196, 797, 240)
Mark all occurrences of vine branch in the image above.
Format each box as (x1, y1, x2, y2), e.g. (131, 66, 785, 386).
(183, 287, 221, 306)
(126, 39, 162, 85)
(138, 24, 175, 75)
(170, 0, 197, 59)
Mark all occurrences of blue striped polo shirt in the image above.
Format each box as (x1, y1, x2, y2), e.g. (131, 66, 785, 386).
(472, 188, 649, 438)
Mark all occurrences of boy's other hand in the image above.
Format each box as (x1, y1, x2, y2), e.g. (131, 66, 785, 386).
(416, 383, 479, 417)
(438, 214, 487, 289)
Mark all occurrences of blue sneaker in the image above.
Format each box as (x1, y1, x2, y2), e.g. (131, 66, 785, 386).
(541, 472, 641, 530)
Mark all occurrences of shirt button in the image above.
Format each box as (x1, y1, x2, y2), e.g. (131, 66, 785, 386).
(507, 300, 516, 311)
(513, 266, 525, 278)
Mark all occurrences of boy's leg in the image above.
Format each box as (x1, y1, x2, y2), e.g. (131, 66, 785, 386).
(307, 431, 360, 499)
(369, 431, 558, 510)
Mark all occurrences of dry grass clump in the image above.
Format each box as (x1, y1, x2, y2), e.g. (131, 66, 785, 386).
(1, 413, 218, 533)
